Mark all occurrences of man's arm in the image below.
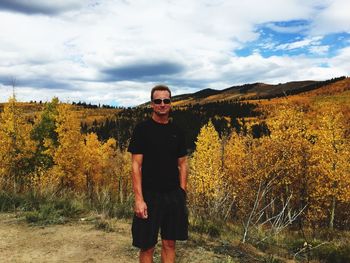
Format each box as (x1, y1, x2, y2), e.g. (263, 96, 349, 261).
(178, 156, 188, 191)
(131, 154, 148, 219)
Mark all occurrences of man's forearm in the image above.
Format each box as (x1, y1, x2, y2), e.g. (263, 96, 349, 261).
(179, 171, 187, 190)
(132, 168, 143, 201)
(178, 157, 188, 191)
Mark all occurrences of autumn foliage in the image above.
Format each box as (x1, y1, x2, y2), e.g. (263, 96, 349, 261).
(1, 91, 349, 231)
(189, 100, 350, 230)
(0, 97, 132, 210)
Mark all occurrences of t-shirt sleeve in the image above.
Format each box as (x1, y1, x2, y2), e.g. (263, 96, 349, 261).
(127, 124, 145, 154)
(177, 129, 187, 158)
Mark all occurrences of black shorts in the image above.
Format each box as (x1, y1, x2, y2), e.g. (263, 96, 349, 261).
(132, 187, 188, 249)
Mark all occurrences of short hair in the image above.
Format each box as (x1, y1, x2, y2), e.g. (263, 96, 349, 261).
(151, 85, 171, 100)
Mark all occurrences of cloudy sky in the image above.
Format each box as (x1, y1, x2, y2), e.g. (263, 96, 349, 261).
(0, 0, 349, 106)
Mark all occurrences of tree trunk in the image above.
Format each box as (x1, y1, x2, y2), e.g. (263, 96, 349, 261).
(329, 196, 336, 229)
(119, 177, 123, 203)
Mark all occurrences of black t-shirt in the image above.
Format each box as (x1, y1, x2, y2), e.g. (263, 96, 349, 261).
(128, 118, 187, 192)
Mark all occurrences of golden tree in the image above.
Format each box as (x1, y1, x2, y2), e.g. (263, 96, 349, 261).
(81, 133, 104, 200)
(48, 103, 84, 191)
(189, 120, 224, 219)
(266, 103, 314, 223)
(223, 131, 253, 220)
(310, 103, 350, 229)
(0, 96, 36, 192)
(109, 147, 133, 204)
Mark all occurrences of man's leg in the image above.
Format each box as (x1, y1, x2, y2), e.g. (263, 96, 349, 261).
(161, 239, 175, 263)
(140, 246, 155, 263)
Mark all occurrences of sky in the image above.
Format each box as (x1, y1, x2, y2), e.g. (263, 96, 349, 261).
(0, 0, 349, 106)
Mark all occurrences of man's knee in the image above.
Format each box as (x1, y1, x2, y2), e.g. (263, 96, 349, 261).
(140, 246, 155, 255)
(162, 240, 176, 250)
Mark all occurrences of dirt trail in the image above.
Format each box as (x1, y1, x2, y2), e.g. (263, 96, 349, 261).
(0, 213, 138, 263)
(0, 213, 250, 263)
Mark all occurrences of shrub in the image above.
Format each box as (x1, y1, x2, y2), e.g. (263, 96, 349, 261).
(0, 191, 22, 211)
(189, 218, 221, 238)
(93, 188, 133, 219)
(310, 243, 350, 263)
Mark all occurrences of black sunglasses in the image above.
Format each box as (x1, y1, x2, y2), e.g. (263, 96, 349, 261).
(153, 98, 171, 104)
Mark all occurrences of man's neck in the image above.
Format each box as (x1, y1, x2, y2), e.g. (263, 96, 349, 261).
(152, 113, 169, 124)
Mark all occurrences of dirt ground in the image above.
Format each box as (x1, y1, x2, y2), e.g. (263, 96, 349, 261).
(0, 213, 139, 262)
(0, 213, 234, 263)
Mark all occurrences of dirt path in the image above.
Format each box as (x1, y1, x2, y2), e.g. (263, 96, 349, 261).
(0, 213, 138, 262)
(0, 213, 231, 263)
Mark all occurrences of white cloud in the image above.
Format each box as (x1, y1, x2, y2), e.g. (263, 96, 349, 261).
(310, 0, 350, 35)
(0, 0, 348, 106)
(275, 36, 322, 51)
(276, 39, 314, 50)
(309, 45, 330, 55)
(329, 46, 350, 74)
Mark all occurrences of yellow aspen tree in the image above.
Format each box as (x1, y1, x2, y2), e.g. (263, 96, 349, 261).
(0, 96, 36, 192)
(100, 138, 118, 189)
(50, 103, 84, 191)
(266, 103, 313, 224)
(189, 120, 223, 218)
(310, 103, 350, 229)
(81, 133, 103, 200)
(99, 138, 132, 204)
(113, 148, 133, 204)
(224, 130, 283, 221)
(223, 131, 253, 219)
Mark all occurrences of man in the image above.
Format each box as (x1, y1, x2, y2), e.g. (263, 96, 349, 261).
(128, 85, 188, 263)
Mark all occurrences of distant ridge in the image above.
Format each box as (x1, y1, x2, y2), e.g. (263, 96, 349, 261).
(169, 76, 347, 106)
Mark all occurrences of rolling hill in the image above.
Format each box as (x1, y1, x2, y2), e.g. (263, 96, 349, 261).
(170, 76, 347, 106)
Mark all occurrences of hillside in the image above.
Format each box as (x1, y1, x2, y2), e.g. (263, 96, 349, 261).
(0, 101, 121, 126)
(170, 77, 347, 106)
(1, 76, 346, 130)
(255, 76, 350, 107)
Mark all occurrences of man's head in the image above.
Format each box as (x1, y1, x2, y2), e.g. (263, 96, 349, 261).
(151, 85, 171, 101)
(151, 85, 172, 117)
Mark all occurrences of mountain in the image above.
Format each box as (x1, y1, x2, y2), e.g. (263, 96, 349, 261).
(170, 77, 347, 106)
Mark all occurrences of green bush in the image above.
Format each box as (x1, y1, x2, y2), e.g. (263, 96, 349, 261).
(285, 237, 307, 254)
(0, 189, 134, 224)
(0, 190, 85, 225)
(93, 188, 133, 219)
(25, 211, 40, 223)
(0, 191, 26, 211)
(190, 218, 221, 238)
(311, 243, 350, 263)
(23, 195, 85, 225)
(113, 197, 134, 219)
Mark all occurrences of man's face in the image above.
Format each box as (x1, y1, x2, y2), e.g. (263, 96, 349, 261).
(151, 90, 171, 116)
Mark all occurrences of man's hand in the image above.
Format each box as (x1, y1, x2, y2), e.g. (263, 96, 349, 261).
(134, 199, 148, 219)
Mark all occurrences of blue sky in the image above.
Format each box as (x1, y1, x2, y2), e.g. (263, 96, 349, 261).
(0, 0, 349, 106)
(236, 21, 350, 59)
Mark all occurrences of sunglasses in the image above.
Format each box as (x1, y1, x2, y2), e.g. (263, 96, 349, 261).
(153, 98, 171, 104)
